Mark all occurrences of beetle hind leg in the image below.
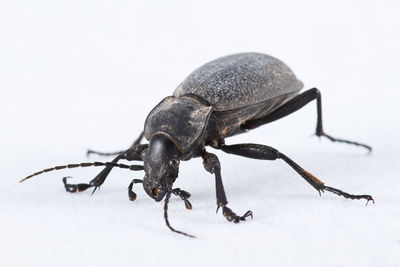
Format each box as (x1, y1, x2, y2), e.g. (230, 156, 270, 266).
(323, 186, 374, 205)
(242, 88, 372, 152)
(315, 132, 372, 153)
(220, 143, 374, 204)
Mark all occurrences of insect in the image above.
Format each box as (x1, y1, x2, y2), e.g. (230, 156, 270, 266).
(21, 53, 374, 238)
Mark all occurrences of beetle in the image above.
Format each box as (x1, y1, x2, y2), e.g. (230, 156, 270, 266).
(21, 52, 374, 237)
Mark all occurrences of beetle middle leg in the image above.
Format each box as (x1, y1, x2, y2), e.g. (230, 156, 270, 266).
(63, 144, 148, 194)
(220, 143, 374, 204)
(242, 88, 372, 152)
(202, 151, 253, 223)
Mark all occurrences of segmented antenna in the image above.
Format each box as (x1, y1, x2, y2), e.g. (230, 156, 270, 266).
(164, 190, 196, 238)
(320, 133, 372, 153)
(20, 162, 144, 183)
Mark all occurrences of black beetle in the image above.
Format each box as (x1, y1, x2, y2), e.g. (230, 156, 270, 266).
(21, 52, 374, 238)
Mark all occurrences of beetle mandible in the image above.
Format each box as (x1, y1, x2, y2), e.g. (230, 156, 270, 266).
(21, 53, 374, 237)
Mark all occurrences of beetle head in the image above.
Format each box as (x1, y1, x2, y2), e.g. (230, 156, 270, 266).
(142, 134, 181, 201)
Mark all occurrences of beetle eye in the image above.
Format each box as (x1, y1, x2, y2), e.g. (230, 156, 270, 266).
(169, 158, 180, 169)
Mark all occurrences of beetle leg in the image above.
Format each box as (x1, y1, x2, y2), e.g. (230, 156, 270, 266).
(242, 88, 372, 152)
(128, 179, 143, 201)
(63, 144, 148, 194)
(62, 177, 92, 193)
(202, 151, 253, 223)
(221, 143, 374, 204)
(172, 188, 192, 210)
(222, 207, 253, 223)
(87, 132, 144, 157)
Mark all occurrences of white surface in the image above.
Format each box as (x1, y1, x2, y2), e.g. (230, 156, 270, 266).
(1, 0, 399, 266)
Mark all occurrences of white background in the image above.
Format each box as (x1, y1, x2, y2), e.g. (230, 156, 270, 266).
(1, 0, 399, 266)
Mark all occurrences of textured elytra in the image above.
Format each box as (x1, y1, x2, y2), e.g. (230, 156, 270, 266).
(174, 53, 303, 111)
(144, 96, 212, 154)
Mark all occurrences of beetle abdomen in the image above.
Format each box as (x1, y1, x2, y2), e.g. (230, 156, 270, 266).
(207, 92, 297, 138)
(174, 53, 303, 111)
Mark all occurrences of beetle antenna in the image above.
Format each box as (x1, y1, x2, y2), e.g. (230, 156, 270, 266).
(20, 162, 144, 183)
(164, 190, 196, 238)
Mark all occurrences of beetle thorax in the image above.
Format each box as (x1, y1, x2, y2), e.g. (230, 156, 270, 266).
(144, 96, 212, 156)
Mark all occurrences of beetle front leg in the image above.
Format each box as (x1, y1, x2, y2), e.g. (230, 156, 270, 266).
(62, 177, 92, 193)
(242, 88, 372, 152)
(62, 153, 124, 193)
(63, 144, 148, 194)
(202, 151, 253, 223)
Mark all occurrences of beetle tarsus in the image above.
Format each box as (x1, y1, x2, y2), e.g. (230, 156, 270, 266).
(222, 207, 253, 223)
(62, 177, 92, 193)
(323, 186, 375, 204)
(316, 131, 372, 153)
(172, 188, 192, 210)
